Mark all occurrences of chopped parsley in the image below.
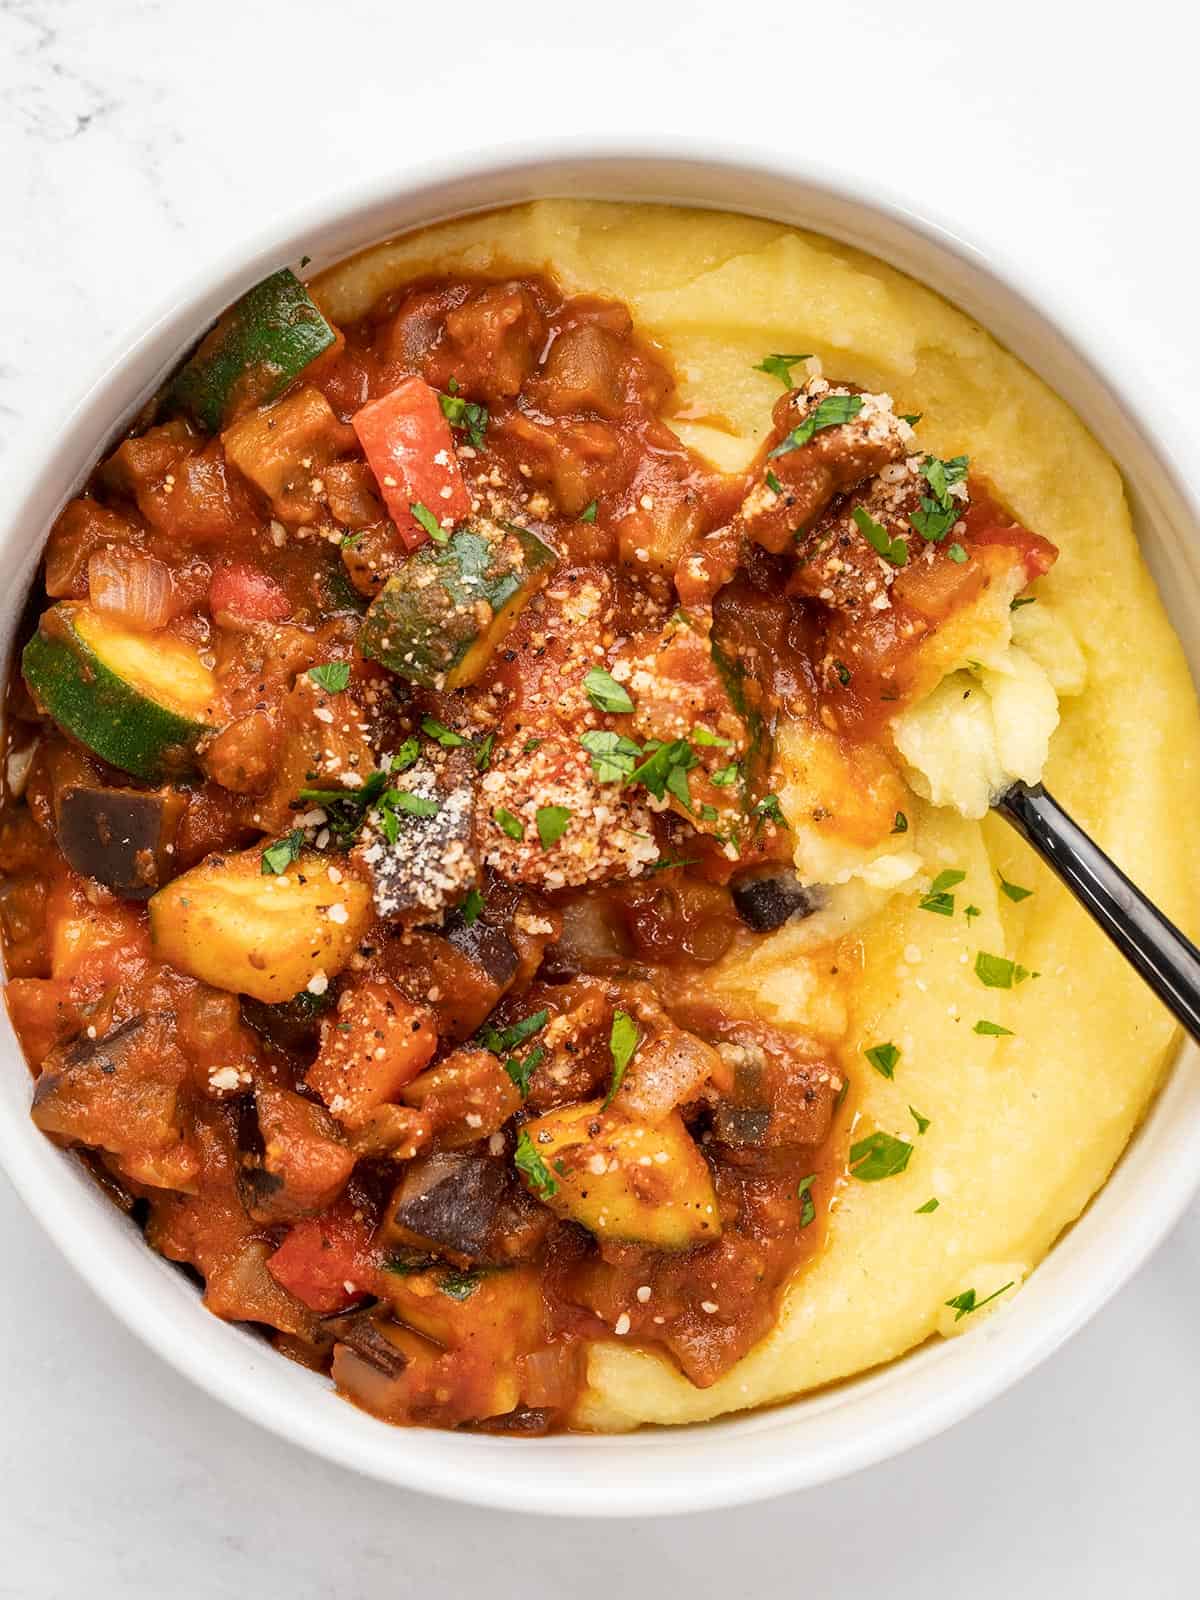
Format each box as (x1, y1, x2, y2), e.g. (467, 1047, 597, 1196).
(298, 770, 389, 846)
(998, 873, 1033, 903)
(583, 667, 634, 715)
(514, 1130, 558, 1199)
(646, 856, 700, 874)
(493, 807, 524, 841)
(410, 500, 446, 543)
(261, 828, 305, 875)
(1011, 595, 1037, 610)
(833, 659, 852, 686)
(522, 738, 542, 754)
(964, 904, 981, 923)
(765, 469, 785, 496)
(900, 412, 923, 425)
(460, 887, 484, 926)
(945, 1281, 1014, 1321)
(974, 1019, 1013, 1036)
(864, 1041, 900, 1080)
(975, 951, 1031, 989)
(909, 452, 969, 544)
(420, 715, 467, 748)
(769, 392, 863, 458)
(919, 868, 966, 917)
(629, 739, 697, 808)
(474, 732, 496, 771)
(307, 661, 351, 694)
(915, 1197, 939, 1214)
(389, 739, 420, 774)
(691, 726, 733, 748)
(853, 503, 908, 566)
(848, 1131, 913, 1181)
(376, 787, 438, 844)
(439, 383, 489, 448)
(602, 1008, 640, 1108)
(536, 805, 572, 848)
(504, 1044, 544, 1097)
(796, 1173, 817, 1228)
(948, 542, 968, 563)
(479, 1009, 549, 1057)
(892, 810, 909, 835)
(579, 729, 642, 784)
(710, 762, 740, 787)
(909, 1106, 931, 1135)
(755, 794, 787, 827)
(753, 352, 812, 389)
(579, 500, 598, 523)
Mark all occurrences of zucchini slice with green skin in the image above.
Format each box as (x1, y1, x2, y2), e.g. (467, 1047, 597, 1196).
(23, 604, 218, 782)
(359, 520, 557, 689)
(169, 268, 337, 432)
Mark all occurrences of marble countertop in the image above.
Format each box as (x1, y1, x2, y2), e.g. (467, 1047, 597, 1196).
(1, 1, 1197, 1594)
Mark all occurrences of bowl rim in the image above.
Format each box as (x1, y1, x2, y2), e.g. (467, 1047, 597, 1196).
(2, 133, 1199, 1518)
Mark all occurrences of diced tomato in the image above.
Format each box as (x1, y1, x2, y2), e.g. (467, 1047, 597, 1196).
(971, 523, 1059, 582)
(208, 562, 292, 624)
(351, 377, 471, 550)
(266, 1204, 377, 1313)
(306, 981, 438, 1128)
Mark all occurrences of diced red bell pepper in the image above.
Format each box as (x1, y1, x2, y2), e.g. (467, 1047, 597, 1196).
(266, 1204, 377, 1314)
(352, 376, 471, 550)
(209, 562, 292, 624)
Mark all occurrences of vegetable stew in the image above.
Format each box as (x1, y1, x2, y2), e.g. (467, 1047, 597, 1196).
(0, 256, 1055, 1432)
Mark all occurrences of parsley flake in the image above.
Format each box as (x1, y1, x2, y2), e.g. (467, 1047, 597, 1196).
(945, 1281, 1014, 1321)
(754, 352, 813, 389)
(261, 829, 305, 875)
(853, 503, 908, 566)
(579, 500, 599, 523)
(474, 732, 495, 771)
(833, 659, 852, 686)
(479, 1009, 549, 1056)
(948, 542, 968, 563)
(583, 667, 634, 715)
(755, 794, 787, 826)
(410, 501, 447, 543)
(710, 763, 740, 787)
(1011, 595, 1037, 610)
(420, 716, 467, 748)
(504, 1044, 544, 1097)
(973, 1019, 1013, 1036)
(691, 726, 733, 748)
(919, 868, 966, 917)
(493, 807, 524, 841)
(769, 392, 863, 458)
(602, 1009, 640, 1108)
(864, 1041, 900, 1080)
(765, 469, 785, 496)
(974, 951, 1030, 989)
(915, 1197, 939, 1214)
(580, 729, 642, 784)
(849, 1131, 914, 1182)
(439, 387, 489, 448)
(909, 1106, 931, 1135)
(892, 810, 909, 834)
(797, 1173, 817, 1228)
(536, 805, 571, 848)
(460, 887, 484, 926)
(514, 1130, 558, 1199)
(307, 661, 351, 693)
(998, 873, 1033, 903)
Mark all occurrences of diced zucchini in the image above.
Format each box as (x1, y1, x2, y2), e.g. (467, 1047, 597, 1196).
(169, 268, 337, 432)
(378, 1262, 543, 1352)
(359, 520, 557, 689)
(519, 1101, 721, 1250)
(148, 845, 372, 1003)
(23, 604, 218, 782)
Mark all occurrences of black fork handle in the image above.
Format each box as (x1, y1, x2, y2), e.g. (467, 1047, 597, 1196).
(997, 781, 1200, 1045)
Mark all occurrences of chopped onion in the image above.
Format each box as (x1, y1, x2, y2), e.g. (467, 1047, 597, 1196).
(87, 547, 171, 632)
(520, 1346, 575, 1409)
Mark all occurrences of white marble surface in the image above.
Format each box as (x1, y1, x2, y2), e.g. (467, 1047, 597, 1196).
(2, 0, 1199, 1593)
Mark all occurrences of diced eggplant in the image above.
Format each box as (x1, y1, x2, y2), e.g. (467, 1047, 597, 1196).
(709, 1028, 841, 1154)
(31, 1015, 182, 1156)
(240, 990, 330, 1060)
(356, 759, 478, 924)
(442, 912, 519, 989)
(730, 869, 825, 932)
(236, 1085, 355, 1223)
(326, 1313, 411, 1379)
(55, 783, 185, 899)
(711, 1104, 771, 1147)
(385, 1149, 509, 1263)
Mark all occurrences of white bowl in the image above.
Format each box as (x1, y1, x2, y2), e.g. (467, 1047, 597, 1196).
(3, 139, 1198, 1518)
